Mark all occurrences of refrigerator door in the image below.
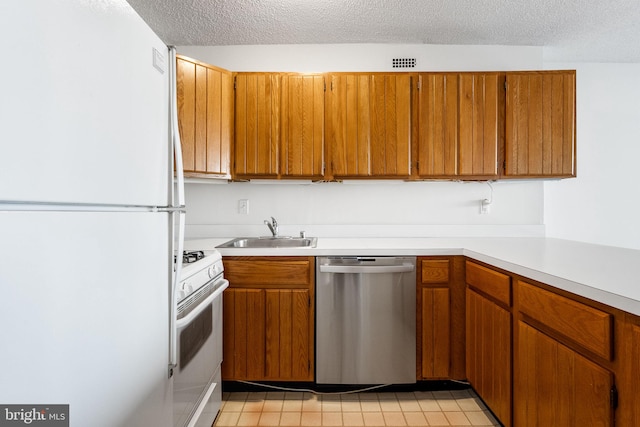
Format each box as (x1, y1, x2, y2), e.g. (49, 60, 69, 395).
(0, 0, 170, 207)
(0, 211, 172, 427)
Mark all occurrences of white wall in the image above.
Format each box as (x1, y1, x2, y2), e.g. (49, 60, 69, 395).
(179, 44, 547, 239)
(543, 62, 640, 250)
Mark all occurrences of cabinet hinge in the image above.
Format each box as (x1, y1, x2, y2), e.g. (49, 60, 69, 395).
(330, 80, 333, 91)
(610, 384, 618, 410)
(504, 80, 507, 91)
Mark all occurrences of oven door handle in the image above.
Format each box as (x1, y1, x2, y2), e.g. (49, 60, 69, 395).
(176, 280, 229, 329)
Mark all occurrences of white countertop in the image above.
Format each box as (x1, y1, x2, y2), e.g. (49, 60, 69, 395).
(185, 237, 640, 317)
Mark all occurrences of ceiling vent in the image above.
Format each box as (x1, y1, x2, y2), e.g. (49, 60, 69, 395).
(392, 58, 416, 68)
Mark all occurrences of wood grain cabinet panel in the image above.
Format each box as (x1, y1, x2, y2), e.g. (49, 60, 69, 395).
(417, 73, 501, 179)
(632, 324, 640, 425)
(516, 321, 613, 427)
(233, 73, 281, 178)
(221, 257, 314, 382)
(176, 55, 232, 178)
(518, 280, 612, 361)
(466, 288, 512, 427)
(505, 70, 576, 177)
(465, 261, 511, 306)
(421, 287, 450, 378)
(281, 74, 325, 178)
(327, 73, 412, 178)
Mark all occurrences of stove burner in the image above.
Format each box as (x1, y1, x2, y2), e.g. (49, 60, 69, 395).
(179, 250, 205, 264)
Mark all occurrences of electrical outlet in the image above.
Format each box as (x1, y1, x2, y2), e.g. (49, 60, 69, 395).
(238, 199, 249, 214)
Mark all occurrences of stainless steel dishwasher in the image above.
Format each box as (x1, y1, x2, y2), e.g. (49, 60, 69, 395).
(316, 256, 416, 384)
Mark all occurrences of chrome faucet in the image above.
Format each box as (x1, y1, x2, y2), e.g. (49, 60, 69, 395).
(264, 217, 279, 237)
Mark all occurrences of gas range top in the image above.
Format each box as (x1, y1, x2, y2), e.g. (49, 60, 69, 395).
(177, 249, 224, 304)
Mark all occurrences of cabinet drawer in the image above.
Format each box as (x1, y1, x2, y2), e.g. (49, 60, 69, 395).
(518, 280, 612, 361)
(465, 261, 511, 306)
(223, 257, 313, 288)
(420, 259, 450, 284)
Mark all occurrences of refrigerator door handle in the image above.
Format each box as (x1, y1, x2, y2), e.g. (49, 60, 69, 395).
(168, 210, 185, 377)
(169, 46, 185, 208)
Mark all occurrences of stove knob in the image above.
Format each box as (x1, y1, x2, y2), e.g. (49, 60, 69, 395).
(176, 289, 186, 300)
(208, 266, 216, 278)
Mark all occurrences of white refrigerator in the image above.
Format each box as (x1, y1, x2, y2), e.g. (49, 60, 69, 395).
(0, 1, 182, 426)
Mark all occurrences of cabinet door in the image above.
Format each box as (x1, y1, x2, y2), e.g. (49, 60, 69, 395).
(516, 321, 613, 427)
(222, 288, 266, 380)
(466, 288, 512, 427)
(632, 324, 640, 425)
(281, 74, 325, 178)
(421, 287, 450, 378)
(265, 289, 313, 381)
(176, 56, 232, 177)
(328, 73, 412, 177)
(505, 71, 576, 177)
(234, 73, 280, 177)
(417, 73, 500, 178)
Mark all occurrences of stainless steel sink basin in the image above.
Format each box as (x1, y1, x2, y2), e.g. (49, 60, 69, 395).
(216, 236, 318, 248)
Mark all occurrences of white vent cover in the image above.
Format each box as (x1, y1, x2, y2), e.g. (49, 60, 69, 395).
(392, 58, 416, 68)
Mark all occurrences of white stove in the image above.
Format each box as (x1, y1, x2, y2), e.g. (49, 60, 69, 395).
(177, 250, 224, 304)
(173, 249, 227, 427)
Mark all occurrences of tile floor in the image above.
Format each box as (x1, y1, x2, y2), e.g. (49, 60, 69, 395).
(214, 389, 501, 427)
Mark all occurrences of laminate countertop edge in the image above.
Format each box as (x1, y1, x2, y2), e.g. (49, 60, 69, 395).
(185, 236, 640, 316)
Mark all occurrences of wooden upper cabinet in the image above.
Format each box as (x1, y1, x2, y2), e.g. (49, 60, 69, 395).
(234, 73, 281, 178)
(505, 70, 576, 177)
(327, 73, 412, 178)
(417, 73, 501, 178)
(176, 55, 232, 178)
(281, 74, 325, 178)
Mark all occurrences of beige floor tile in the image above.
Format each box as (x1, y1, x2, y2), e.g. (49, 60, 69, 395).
(340, 393, 360, 401)
(383, 411, 407, 426)
(262, 400, 283, 412)
(341, 401, 362, 412)
(444, 411, 471, 425)
(285, 391, 304, 400)
(243, 400, 266, 412)
(403, 412, 427, 426)
(398, 399, 421, 412)
(246, 392, 268, 401)
(424, 411, 450, 425)
(224, 401, 247, 412)
(227, 392, 250, 401)
(237, 412, 262, 426)
(432, 391, 453, 399)
(322, 400, 343, 412)
(362, 412, 385, 427)
(279, 412, 302, 426)
(378, 400, 401, 411)
(215, 411, 241, 426)
(437, 398, 461, 412)
(359, 393, 379, 401)
(282, 399, 303, 412)
(455, 398, 483, 412)
(417, 399, 441, 412)
(258, 412, 281, 426)
(301, 412, 323, 426)
(464, 410, 494, 426)
(303, 398, 323, 412)
(360, 401, 382, 412)
(342, 412, 364, 426)
(322, 412, 343, 426)
(266, 391, 286, 400)
(377, 392, 398, 401)
(413, 391, 434, 400)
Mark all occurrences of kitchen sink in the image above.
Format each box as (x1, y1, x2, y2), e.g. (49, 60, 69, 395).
(216, 236, 318, 248)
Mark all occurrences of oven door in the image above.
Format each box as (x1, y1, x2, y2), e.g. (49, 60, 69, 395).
(173, 278, 228, 427)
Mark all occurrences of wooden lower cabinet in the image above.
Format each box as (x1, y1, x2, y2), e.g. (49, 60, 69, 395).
(515, 321, 614, 426)
(466, 288, 512, 427)
(417, 257, 465, 381)
(221, 257, 314, 381)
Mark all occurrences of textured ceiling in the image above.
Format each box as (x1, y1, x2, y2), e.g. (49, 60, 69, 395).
(126, 0, 640, 62)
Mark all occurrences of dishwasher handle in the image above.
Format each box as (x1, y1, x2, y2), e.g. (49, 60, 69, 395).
(318, 263, 415, 274)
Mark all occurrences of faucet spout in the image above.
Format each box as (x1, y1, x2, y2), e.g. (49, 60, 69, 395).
(264, 216, 279, 237)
